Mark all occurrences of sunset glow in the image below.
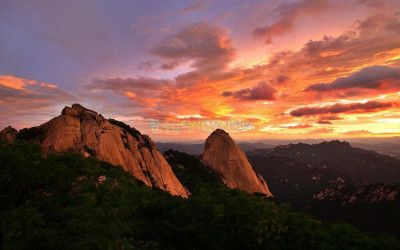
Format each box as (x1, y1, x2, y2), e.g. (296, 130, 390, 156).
(1, 0, 400, 141)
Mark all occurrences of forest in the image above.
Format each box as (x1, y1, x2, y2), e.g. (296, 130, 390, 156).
(1, 141, 399, 249)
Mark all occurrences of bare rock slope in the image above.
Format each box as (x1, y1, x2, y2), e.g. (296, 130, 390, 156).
(201, 129, 272, 196)
(16, 104, 188, 198)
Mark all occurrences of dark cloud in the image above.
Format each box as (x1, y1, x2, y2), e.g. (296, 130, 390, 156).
(253, 0, 331, 43)
(153, 22, 234, 69)
(276, 75, 289, 84)
(355, 13, 400, 37)
(137, 61, 155, 72)
(160, 60, 182, 70)
(290, 100, 394, 117)
(222, 81, 277, 101)
(221, 91, 233, 97)
(137, 59, 183, 71)
(335, 90, 364, 98)
(0, 84, 73, 102)
(179, 3, 206, 14)
(306, 65, 400, 91)
(355, 0, 391, 9)
(301, 31, 356, 57)
(267, 51, 292, 67)
(136, 109, 176, 121)
(152, 22, 235, 87)
(89, 77, 174, 95)
(317, 120, 332, 124)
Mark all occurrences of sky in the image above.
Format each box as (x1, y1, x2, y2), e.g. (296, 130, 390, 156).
(1, 0, 400, 141)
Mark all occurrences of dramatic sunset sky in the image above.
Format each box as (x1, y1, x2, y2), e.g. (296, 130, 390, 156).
(1, 0, 400, 141)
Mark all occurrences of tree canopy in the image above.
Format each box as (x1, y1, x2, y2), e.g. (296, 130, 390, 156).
(1, 142, 399, 249)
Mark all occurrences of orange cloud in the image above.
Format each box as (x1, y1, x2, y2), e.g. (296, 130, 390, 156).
(319, 49, 346, 57)
(307, 128, 334, 134)
(286, 124, 313, 129)
(125, 91, 137, 99)
(40, 83, 58, 89)
(0, 75, 30, 90)
(0, 75, 74, 130)
(0, 75, 58, 91)
(342, 130, 372, 135)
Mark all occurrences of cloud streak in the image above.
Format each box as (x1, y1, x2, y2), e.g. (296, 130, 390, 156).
(306, 65, 400, 91)
(179, 3, 206, 14)
(290, 100, 394, 117)
(306, 128, 334, 134)
(342, 130, 372, 135)
(222, 81, 277, 101)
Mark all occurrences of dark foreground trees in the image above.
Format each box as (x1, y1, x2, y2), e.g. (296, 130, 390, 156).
(0, 142, 399, 249)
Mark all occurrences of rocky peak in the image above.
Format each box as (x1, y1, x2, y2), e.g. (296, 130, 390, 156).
(201, 129, 272, 196)
(6, 104, 188, 198)
(0, 126, 18, 143)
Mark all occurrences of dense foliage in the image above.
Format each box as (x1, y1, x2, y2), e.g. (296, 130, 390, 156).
(306, 183, 400, 238)
(1, 142, 399, 249)
(108, 118, 153, 150)
(108, 118, 142, 141)
(16, 126, 44, 142)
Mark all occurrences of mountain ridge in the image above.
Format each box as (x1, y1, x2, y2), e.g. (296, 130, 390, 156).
(0, 103, 188, 197)
(250, 140, 400, 184)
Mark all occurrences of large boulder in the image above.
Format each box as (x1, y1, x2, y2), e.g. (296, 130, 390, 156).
(201, 129, 272, 196)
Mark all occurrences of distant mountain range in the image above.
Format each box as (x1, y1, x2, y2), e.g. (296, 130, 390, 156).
(246, 154, 356, 201)
(157, 142, 275, 155)
(350, 142, 400, 159)
(157, 139, 400, 159)
(245, 141, 400, 235)
(248, 140, 400, 185)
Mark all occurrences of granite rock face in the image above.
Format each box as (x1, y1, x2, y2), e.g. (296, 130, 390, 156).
(14, 104, 188, 198)
(201, 129, 272, 196)
(0, 126, 18, 143)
